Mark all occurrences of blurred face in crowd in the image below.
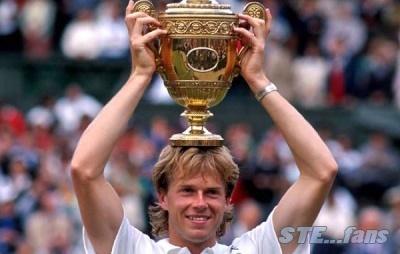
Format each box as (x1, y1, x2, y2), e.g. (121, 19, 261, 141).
(238, 201, 262, 230)
(358, 208, 384, 231)
(39, 191, 57, 213)
(66, 85, 82, 100)
(159, 171, 229, 247)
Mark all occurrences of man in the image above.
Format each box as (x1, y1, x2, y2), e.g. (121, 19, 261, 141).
(71, 1, 338, 254)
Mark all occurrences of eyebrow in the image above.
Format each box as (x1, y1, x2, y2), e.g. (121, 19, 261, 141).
(178, 185, 224, 192)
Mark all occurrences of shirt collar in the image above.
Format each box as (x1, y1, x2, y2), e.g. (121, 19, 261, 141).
(157, 238, 223, 254)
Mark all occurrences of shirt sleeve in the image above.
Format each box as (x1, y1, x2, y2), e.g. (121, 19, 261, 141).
(233, 208, 310, 254)
(83, 216, 161, 254)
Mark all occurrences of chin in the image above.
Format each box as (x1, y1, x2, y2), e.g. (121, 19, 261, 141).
(184, 231, 214, 244)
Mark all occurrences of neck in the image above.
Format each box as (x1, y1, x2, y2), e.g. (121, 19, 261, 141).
(168, 236, 217, 254)
(188, 244, 213, 254)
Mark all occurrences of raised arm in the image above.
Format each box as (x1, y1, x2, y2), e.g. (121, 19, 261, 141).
(70, 2, 166, 253)
(234, 10, 338, 254)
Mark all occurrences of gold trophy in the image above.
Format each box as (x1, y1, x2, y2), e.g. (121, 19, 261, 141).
(133, 0, 266, 146)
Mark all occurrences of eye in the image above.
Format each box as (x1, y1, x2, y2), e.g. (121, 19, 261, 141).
(206, 189, 221, 197)
(180, 187, 194, 194)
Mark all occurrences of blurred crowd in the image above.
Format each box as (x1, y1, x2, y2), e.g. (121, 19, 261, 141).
(1, 0, 400, 108)
(1, 0, 400, 253)
(0, 83, 399, 253)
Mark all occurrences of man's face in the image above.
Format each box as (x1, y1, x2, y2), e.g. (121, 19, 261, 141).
(159, 172, 229, 247)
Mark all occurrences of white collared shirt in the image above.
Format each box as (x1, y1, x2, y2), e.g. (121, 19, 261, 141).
(83, 209, 310, 254)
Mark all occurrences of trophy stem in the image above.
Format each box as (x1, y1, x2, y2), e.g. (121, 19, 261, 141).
(169, 109, 224, 147)
(182, 109, 212, 135)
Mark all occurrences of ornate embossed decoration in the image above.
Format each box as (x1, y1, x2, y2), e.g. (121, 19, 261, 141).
(132, 0, 156, 17)
(243, 2, 266, 20)
(162, 19, 235, 36)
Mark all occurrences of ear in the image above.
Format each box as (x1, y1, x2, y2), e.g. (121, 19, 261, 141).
(225, 197, 232, 211)
(158, 190, 168, 210)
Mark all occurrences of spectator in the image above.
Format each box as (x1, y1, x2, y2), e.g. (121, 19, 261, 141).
(54, 84, 102, 135)
(248, 137, 284, 212)
(312, 185, 357, 253)
(25, 190, 73, 254)
(335, 134, 363, 183)
(14, 174, 49, 227)
(293, 0, 325, 55)
(0, 104, 26, 137)
(19, 0, 57, 58)
(345, 206, 392, 254)
(0, 127, 14, 179)
(393, 32, 400, 109)
(26, 95, 56, 131)
(384, 186, 400, 252)
(65, 0, 99, 17)
(325, 36, 349, 105)
(148, 116, 172, 152)
(355, 37, 397, 104)
(0, 181, 21, 254)
(61, 9, 101, 59)
(107, 153, 147, 231)
(7, 155, 31, 197)
(352, 132, 400, 203)
(0, 0, 23, 52)
(26, 95, 57, 152)
(265, 35, 295, 101)
(220, 199, 263, 244)
(361, 132, 399, 172)
(292, 42, 329, 107)
(96, 0, 129, 59)
(321, 1, 367, 59)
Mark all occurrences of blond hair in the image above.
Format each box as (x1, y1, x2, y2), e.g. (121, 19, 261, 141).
(149, 145, 240, 238)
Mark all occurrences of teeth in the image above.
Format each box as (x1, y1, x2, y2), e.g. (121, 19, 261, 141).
(189, 216, 208, 221)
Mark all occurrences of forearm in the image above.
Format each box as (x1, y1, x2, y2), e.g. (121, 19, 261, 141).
(236, 10, 337, 253)
(251, 77, 337, 180)
(71, 73, 151, 179)
(253, 77, 338, 253)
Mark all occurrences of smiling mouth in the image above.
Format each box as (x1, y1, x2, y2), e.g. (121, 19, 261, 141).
(186, 216, 210, 222)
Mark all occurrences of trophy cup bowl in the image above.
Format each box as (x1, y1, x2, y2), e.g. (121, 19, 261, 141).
(133, 0, 266, 146)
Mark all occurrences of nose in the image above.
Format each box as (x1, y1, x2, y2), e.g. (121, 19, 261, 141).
(193, 191, 208, 210)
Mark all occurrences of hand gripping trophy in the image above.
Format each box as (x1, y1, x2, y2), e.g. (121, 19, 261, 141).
(133, 0, 266, 147)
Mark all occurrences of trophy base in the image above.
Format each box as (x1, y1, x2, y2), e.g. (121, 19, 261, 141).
(170, 133, 224, 147)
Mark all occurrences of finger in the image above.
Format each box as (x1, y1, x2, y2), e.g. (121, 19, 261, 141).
(238, 13, 267, 38)
(238, 13, 266, 38)
(141, 28, 167, 43)
(126, 0, 135, 16)
(125, 12, 148, 30)
(265, 9, 272, 35)
(132, 16, 161, 36)
(239, 20, 250, 30)
(233, 27, 257, 45)
(125, 11, 151, 22)
(126, 13, 160, 35)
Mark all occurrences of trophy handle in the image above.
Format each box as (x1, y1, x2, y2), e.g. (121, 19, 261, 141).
(237, 2, 267, 67)
(132, 0, 163, 72)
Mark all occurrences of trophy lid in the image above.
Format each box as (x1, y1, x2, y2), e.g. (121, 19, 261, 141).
(165, 0, 234, 15)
